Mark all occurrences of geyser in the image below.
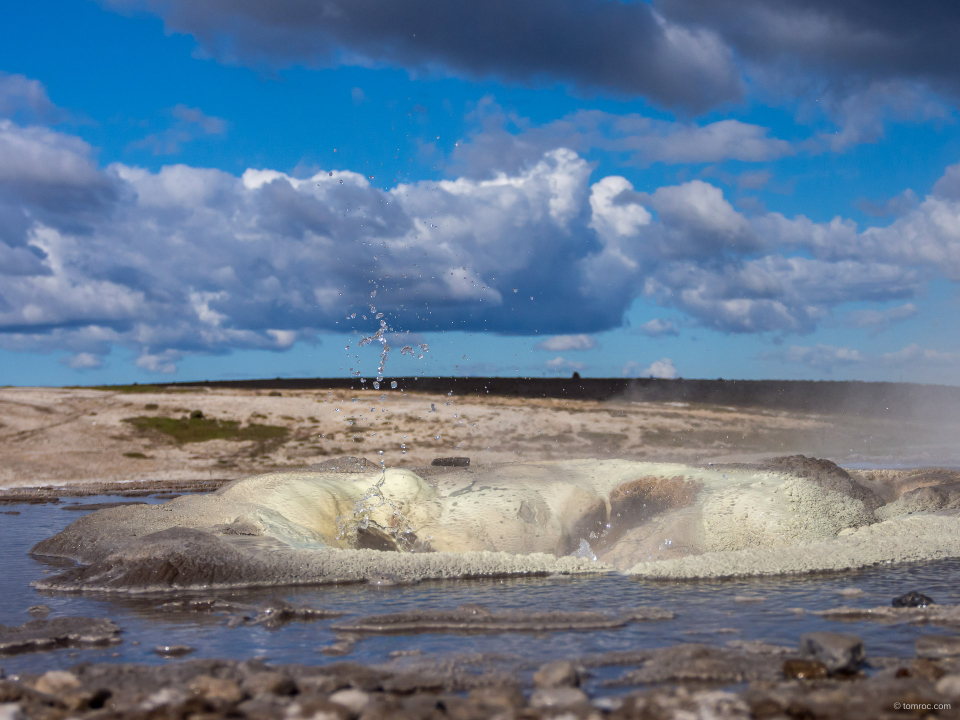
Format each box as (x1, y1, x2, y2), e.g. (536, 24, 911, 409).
(29, 456, 960, 592)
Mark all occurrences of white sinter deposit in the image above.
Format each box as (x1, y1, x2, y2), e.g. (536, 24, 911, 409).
(30, 456, 960, 590)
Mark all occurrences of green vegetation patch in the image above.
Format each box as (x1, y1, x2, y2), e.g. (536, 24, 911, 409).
(124, 415, 289, 445)
(85, 384, 192, 394)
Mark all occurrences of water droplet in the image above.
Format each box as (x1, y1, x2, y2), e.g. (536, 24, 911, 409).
(447, 391, 453, 396)
(378, 450, 383, 456)
(373, 382, 380, 389)
(513, 288, 518, 293)
(328, 171, 333, 176)
(370, 290, 377, 298)
(400, 346, 414, 356)
(390, 381, 397, 389)
(530, 296, 534, 300)
(435, 435, 441, 440)
(339, 179, 343, 184)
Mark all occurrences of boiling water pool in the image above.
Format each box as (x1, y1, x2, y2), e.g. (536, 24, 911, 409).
(2, 493, 958, 690)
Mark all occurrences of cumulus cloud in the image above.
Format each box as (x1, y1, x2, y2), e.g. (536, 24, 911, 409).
(102, 0, 740, 111)
(61, 352, 103, 370)
(623, 358, 678, 379)
(534, 334, 598, 352)
(452, 105, 793, 178)
(4, 94, 960, 373)
(638, 319, 679, 337)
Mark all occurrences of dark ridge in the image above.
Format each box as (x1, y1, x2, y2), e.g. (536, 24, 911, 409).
(81, 377, 960, 422)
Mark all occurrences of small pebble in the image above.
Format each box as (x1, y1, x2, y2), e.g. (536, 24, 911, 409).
(153, 644, 195, 658)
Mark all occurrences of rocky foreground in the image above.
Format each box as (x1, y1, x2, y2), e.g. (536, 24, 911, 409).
(5, 597, 960, 719)
(3, 630, 960, 719)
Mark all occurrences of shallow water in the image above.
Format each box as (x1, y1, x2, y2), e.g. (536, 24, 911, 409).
(2, 494, 959, 691)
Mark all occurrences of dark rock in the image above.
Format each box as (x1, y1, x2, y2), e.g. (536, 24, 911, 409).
(916, 635, 960, 659)
(894, 591, 936, 608)
(533, 660, 580, 688)
(244, 599, 342, 629)
(35, 527, 282, 591)
(154, 645, 195, 658)
(0, 617, 120, 655)
(431, 456, 470, 467)
(799, 632, 865, 673)
(25, 606, 49, 619)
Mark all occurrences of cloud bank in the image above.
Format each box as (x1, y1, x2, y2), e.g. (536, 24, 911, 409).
(105, 0, 740, 112)
(2, 92, 960, 371)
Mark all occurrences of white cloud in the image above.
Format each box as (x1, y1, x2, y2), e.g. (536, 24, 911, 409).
(881, 343, 960, 366)
(638, 319, 679, 337)
(453, 105, 793, 177)
(781, 344, 865, 371)
(847, 303, 918, 330)
(4, 95, 960, 374)
(61, 352, 103, 370)
(545, 356, 587, 373)
(534, 334, 598, 352)
(623, 357, 678, 378)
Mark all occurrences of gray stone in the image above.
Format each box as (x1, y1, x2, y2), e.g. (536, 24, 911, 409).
(799, 632, 865, 672)
(533, 660, 580, 688)
(529, 687, 588, 708)
(916, 635, 960, 659)
(0, 704, 25, 720)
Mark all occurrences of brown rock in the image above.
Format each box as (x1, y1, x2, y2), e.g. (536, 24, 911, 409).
(189, 675, 244, 706)
(243, 671, 297, 697)
(782, 659, 828, 680)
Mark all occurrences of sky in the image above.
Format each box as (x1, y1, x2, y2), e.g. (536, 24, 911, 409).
(2, 0, 960, 386)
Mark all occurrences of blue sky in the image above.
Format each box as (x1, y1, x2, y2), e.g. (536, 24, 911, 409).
(2, 0, 960, 386)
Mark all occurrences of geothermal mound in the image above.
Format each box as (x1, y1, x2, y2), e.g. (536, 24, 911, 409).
(30, 456, 960, 592)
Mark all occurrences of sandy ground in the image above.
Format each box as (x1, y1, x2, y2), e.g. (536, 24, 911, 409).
(0, 384, 950, 491)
